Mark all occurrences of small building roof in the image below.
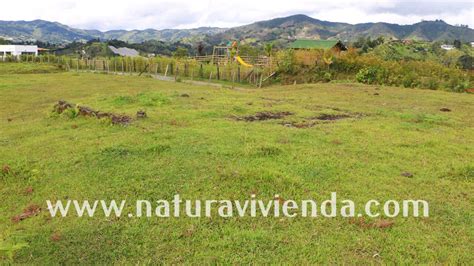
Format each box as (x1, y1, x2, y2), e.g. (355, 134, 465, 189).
(108, 46, 139, 57)
(289, 40, 340, 49)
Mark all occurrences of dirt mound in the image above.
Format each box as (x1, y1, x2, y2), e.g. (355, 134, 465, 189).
(136, 110, 147, 118)
(238, 111, 294, 121)
(54, 100, 73, 113)
(53, 100, 133, 125)
(12, 204, 41, 223)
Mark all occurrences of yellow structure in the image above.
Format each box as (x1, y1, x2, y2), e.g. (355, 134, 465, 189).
(235, 56, 253, 67)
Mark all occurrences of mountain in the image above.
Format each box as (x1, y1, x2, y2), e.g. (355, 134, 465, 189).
(0, 20, 226, 43)
(1, 15, 473, 44)
(100, 27, 227, 43)
(0, 20, 101, 43)
(206, 15, 474, 46)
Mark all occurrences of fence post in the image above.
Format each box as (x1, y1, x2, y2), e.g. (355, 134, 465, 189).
(237, 66, 241, 82)
(216, 64, 220, 80)
(232, 70, 235, 89)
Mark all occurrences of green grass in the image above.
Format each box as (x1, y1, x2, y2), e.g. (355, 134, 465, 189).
(0, 64, 473, 263)
(0, 62, 63, 74)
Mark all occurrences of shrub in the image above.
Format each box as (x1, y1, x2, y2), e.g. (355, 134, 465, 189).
(402, 73, 418, 88)
(276, 50, 296, 74)
(446, 78, 469, 92)
(356, 66, 386, 84)
(457, 55, 473, 70)
(421, 77, 439, 90)
(323, 72, 332, 82)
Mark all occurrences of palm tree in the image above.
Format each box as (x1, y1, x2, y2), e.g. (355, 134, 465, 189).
(264, 43, 274, 57)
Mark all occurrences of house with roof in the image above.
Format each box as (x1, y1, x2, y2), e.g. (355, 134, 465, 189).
(289, 40, 347, 51)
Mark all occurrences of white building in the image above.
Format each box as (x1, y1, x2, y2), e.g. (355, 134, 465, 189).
(440, 44, 455, 51)
(0, 45, 38, 57)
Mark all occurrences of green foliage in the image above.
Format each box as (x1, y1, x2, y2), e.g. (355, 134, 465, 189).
(447, 78, 470, 92)
(0, 38, 11, 44)
(352, 36, 384, 52)
(322, 72, 332, 82)
(442, 49, 465, 67)
(61, 107, 79, 119)
(356, 66, 387, 85)
(0, 241, 29, 261)
(238, 44, 262, 57)
(278, 47, 472, 92)
(276, 49, 296, 74)
(173, 47, 189, 58)
(401, 73, 419, 88)
(264, 43, 274, 57)
(457, 55, 473, 70)
(421, 77, 439, 90)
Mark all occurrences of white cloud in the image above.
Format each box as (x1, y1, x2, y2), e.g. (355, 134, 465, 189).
(1, 0, 473, 30)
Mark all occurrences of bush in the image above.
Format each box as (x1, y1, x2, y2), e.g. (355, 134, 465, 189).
(276, 50, 296, 74)
(421, 77, 439, 90)
(402, 73, 418, 88)
(447, 78, 469, 92)
(356, 66, 386, 85)
(457, 55, 473, 70)
(323, 72, 332, 83)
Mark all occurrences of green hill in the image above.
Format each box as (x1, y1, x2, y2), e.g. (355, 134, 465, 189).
(1, 15, 473, 44)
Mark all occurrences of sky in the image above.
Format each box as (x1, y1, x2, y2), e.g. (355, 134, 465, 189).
(1, 0, 473, 31)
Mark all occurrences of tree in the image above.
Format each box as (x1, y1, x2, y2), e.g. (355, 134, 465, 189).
(457, 55, 473, 70)
(264, 43, 274, 57)
(442, 49, 463, 67)
(453, 39, 461, 49)
(0, 38, 11, 45)
(196, 42, 205, 56)
(173, 47, 188, 58)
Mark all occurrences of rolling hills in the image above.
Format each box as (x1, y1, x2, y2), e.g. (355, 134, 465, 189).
(1, 14, 473, 44)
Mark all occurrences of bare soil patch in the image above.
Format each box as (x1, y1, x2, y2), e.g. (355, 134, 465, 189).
(236, 111, 294, 121)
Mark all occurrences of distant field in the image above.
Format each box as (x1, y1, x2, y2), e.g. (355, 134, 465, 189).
(0, 64, 473, 264)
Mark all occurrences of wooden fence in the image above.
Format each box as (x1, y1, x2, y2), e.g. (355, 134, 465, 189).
(1, 55, 277, 87)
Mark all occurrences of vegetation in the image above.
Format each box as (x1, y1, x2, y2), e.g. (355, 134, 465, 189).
(0, 63, 473, 263)
(53, 40, 194, 58)
(276, 47, 473, 92)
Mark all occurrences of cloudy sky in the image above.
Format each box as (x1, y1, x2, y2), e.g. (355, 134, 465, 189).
(2, 0, 473, 30)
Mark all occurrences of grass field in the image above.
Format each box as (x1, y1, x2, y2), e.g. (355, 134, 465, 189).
(0, 63, 473, 264)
